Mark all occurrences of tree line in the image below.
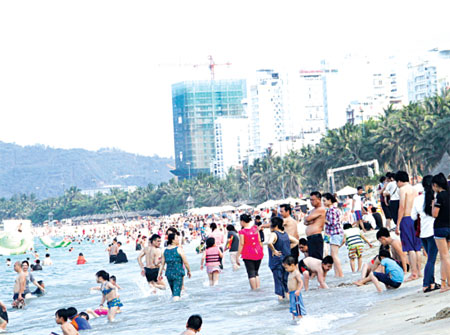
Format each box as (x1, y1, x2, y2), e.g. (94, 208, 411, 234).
(0, 90, 448, 222)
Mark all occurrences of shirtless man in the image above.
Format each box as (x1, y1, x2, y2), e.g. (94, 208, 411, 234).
(304, 192, 326, 260)
(280, 204, 300, 263)
(13, 261, 26, 308)
(109, 239, 118, 263)
(394, 171, 420, 281)
(138, 234, 166, 291)
(297, 256, 333, 290)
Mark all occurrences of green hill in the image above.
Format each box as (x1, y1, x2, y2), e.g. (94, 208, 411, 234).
(0, 141, 174, 198)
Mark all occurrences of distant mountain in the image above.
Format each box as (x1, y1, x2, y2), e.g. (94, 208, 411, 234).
(0, 142, 174, 198)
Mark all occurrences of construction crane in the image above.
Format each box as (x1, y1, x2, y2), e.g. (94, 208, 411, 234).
(158, 55, 232, 80)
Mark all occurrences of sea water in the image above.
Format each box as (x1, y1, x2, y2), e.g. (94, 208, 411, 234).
(0, 239, 401, 335)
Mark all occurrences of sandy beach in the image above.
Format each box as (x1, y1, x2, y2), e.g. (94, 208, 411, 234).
(342, 232, 450, 335)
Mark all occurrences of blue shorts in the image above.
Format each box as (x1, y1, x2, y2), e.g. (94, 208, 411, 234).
(355, 210, 363, 221)
(107, 298, 123, 309)
(289, 291, 306, 316)
(434, 227, 450, 240)
(400, 216, 422, 252)
(330, 234, 344, 246)
(373, 272, 401, 288)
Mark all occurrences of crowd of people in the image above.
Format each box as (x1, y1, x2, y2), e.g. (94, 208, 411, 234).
(1, 170, 448, 333)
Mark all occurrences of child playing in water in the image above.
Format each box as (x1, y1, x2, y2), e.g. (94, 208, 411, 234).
(85, 306, 108, 318)
(200, 237, 223, 286)
(283, 256, 306, 321)
(342, 223, 372, 272)
(55, 308, 79, 335)
(95, 270, 123, 322)
(76, 253, 87, 265)
(181, 314, 202, 335)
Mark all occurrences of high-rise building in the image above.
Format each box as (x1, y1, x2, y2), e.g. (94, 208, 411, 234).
(171, 79, 247, 179)
(212, 117, 249, 179)
(408, 48, 450, 103)
(246, 69, 289, 158)
(295, 65, 338, 145)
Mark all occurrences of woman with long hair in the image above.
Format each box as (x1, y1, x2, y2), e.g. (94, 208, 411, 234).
(431, 173, 450, 292)
(411, 175, 439, 292)
(323, 193, 344, 277)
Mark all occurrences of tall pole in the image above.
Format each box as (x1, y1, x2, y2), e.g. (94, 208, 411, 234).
(186, 162, 191, 180)
(247, 150, 252, 200)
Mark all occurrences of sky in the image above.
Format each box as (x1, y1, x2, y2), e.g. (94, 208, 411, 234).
(0, 0, 449, 158)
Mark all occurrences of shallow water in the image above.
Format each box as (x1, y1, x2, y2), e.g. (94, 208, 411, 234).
(0, 239, 403, 335)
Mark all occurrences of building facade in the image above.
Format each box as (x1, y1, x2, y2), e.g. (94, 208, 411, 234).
(171, 79, 247, 179)
(246, 69, 289, 159)
(212, 117, 249, 179)
(408, 48, 450, 103)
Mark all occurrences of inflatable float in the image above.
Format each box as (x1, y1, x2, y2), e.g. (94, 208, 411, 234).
(0, 232, 34, 256)
(39, 236, 71, 248)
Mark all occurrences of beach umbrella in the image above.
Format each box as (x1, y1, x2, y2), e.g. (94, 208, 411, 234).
(336, 186, 358, 196)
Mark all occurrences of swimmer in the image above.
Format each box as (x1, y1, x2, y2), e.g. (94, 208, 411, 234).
(283, 256, 306, 321)
(138, 234, 166, 291)
(85, 306, 108, 318)
(67, 307, 91, 331)
(43, 253, 53, 266)
(6, 258, 11, 267)
(76, 253, 87, 265)
(55, 308, 79, 335)
(95, 270, 123, 322)
(181, 314, 202, 335)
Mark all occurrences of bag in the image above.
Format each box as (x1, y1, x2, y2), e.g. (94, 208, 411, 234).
(414, 214, 421, 238)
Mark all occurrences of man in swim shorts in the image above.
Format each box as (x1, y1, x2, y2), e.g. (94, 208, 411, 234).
(304, 192, 326, 260)
(12, 261, 26, 308)
(138, 234, 166, 290)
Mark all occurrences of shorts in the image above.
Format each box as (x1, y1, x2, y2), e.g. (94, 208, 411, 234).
(307, 233, 324, 260)
(373, 272, 401, 288)
(389, 200, 400, 225)
(144, 267, 159, 282)
(0, 310, 8, 324)
(107, 298, 123, 309)
(355, 210, 363, 221)
(206, 265, 221, 274)
(400, 217, 422, 252)
(243, 259, 262, 279)
(330, 234, 344, 246)
(298, 259, 311, 275)
(434, 227, 450, 240)
(348, 245, 363, 259)
(289, 291, 306, 317)
(381, 202, 392, 219)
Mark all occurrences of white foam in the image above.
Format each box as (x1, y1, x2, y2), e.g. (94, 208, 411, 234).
(290, 312, 356, 334)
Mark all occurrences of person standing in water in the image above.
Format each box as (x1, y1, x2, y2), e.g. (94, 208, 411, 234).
(180, 314, 202, 334)
(0, 300, 8, 330)
(138, 234, 166, 291)
(158, 232, 192, 301)
(236, 214, 264, 290)
(95, 270, 123, 322)
(225, 225, 240, 271)
(283, 256, 306, 322)
(280, 204, 300, 263)
(13, 261, 26, 308)
(201, 237, 223, 286)
(109, 239, 119, 263)
(304, 192, 326, 260)
(267, 217, 298, 301)
(323, 193, 344, 277)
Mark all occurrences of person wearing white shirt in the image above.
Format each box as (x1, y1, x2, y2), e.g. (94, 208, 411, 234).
(352, 187, 365, 232)
(411, 175, 439, 292)
(384, 172, 400, 226)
